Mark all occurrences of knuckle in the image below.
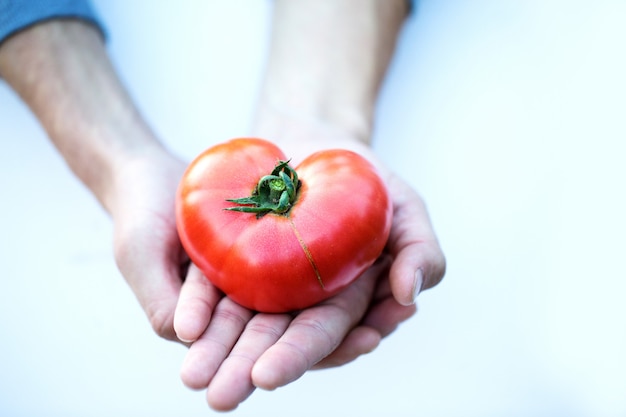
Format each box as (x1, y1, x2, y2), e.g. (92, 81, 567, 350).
(293, 315, 337, 350)
(245, 319, 286, 340)
(146, 304, 177, 341)
(212, 305, 249, 328)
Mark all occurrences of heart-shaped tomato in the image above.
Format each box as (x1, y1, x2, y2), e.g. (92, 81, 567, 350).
(176, 138, 392, 313)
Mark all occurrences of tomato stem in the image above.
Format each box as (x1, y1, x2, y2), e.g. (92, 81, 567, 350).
(225, 160, 301, 218)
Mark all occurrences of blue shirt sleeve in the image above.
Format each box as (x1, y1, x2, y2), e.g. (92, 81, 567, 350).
(0, 0, 106, 44)
(407, 0, 415, 14)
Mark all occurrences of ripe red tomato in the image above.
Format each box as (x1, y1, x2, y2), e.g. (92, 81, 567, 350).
(176, 138, 392, 313)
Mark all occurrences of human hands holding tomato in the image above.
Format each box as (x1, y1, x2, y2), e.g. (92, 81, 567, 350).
(172, 129, 446, 411)
(102, 131, 444, 413)
(1, 4, 442, 413)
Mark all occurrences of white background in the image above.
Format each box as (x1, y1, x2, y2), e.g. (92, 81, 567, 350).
(1, 1, 625, 416)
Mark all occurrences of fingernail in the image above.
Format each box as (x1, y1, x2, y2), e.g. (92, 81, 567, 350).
(177, 335, 194, 344)
(412, 268, 424, 303)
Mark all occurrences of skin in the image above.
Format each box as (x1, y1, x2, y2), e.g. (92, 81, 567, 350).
(0, 0, 446, 412)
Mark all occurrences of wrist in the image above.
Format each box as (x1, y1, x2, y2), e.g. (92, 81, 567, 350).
(70, 125, 167, 215)
(250, 0, 408, 148)
(251, 99, 373, 148)
(250, 100, 386, 179)
(0, 19, 165, 213)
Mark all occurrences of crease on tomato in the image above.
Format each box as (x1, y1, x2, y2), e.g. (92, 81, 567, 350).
(287, 216, 324, 289)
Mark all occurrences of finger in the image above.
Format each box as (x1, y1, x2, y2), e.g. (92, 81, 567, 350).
(372, 272, 392, 301)
(362, 297, 417, 338)
(206, 313, 291, 412)
(174, 264, 222, 343)
(316, 274, 416, 369)
(180, 297, 253, 390)
(312, 326, 381, 369)
(251, 258, 386, 390)
(390, 241, 445, 304)
(386, 177, 446, 305)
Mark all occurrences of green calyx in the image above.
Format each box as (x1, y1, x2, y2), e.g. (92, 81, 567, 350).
(225, 160, 300, 218)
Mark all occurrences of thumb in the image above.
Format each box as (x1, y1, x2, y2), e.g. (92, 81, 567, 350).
(386, 178, 446, 305)
(390, 239, 446, 305)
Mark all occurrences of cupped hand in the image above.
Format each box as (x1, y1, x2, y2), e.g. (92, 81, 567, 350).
(108, 145, 190, 341)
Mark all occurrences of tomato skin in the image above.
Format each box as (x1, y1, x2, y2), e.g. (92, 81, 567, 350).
(176, 138, 392, 313)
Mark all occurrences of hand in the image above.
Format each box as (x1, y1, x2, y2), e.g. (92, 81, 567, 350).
(109, 146, 190, 341)
(172, 124, 446, 411)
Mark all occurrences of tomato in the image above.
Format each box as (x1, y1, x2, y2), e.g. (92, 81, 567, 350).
(175, 138, 392, 313)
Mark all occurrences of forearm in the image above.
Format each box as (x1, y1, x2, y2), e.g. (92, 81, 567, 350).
(253, 0, 409, 144)
(0, 20, 161, 212)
